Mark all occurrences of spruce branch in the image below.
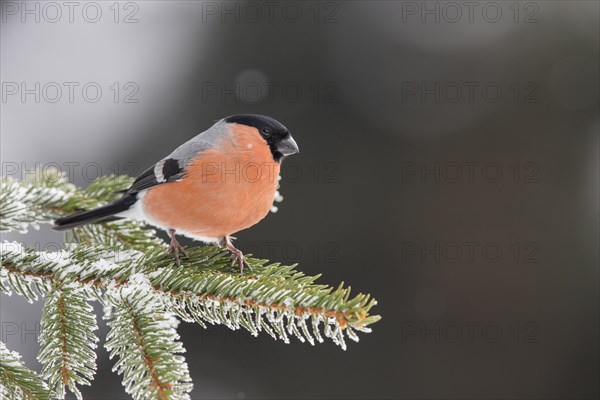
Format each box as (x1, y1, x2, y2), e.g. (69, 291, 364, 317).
(38, 284, 98, 399)
(0, 341, 50, 400)
(104, 275, 192, 400)
(0, 170, 74, 233)
(0, 169, 381, 399)
(1, 171, 161, 251)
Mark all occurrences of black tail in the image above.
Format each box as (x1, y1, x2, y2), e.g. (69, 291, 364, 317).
(53, 194, 138, 231)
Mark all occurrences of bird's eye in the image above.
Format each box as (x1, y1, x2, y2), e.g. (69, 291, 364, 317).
(262, 128, 272, 138)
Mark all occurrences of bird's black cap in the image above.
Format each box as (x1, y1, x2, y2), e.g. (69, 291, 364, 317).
(225, 114, 289, 135)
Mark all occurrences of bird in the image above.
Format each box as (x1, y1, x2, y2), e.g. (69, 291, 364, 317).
(53, 114, 299, 273)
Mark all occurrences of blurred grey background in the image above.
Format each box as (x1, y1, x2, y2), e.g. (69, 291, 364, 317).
(1, 1, 598, 399)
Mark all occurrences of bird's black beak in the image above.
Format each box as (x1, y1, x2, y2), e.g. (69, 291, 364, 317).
(276, 135, 299, 156)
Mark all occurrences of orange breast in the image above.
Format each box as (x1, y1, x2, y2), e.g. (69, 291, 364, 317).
(142, 126, 280, 239)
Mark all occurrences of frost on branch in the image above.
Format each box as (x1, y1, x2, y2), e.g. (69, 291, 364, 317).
(0, 171, 74, 233)
(1, 243, 379, 351)
(0, 341, 49, 400)
(38, 284, 98, 400)
(105, 275, 192, 400)
(0, 170, 381, 399)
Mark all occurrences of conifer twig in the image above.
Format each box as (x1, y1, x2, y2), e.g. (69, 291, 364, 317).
(0, 169, 381, 399)
(0, 341, 50, 400)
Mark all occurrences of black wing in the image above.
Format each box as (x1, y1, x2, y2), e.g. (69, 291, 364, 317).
(127, 158, 184, 194)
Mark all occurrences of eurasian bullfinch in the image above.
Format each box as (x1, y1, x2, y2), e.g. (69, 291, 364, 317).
(54, 114, 299, 273)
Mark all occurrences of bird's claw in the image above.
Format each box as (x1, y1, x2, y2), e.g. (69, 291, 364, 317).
(219, 236, 252, 275)
(229, 248, 252, 275)
(167, 229, 188, 267)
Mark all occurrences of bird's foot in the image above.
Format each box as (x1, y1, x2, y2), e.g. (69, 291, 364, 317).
(221, 236, 252, 275)
(167, 229, 188, 267)
(229, 247, 252, 275)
